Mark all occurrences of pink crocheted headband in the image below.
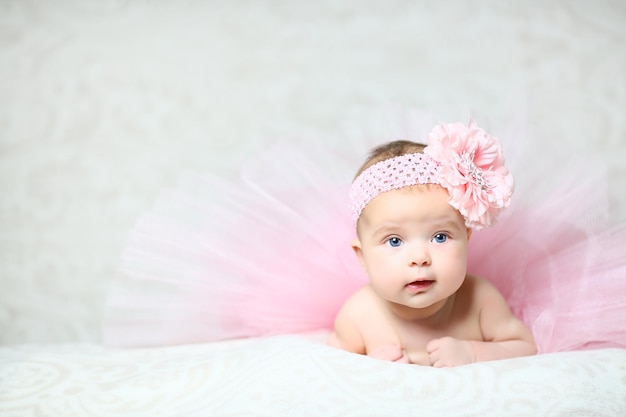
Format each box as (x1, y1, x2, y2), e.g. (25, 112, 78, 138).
(349, 120, 514, 230)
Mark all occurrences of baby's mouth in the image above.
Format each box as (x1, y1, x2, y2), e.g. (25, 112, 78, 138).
(405, 279, 435, 291)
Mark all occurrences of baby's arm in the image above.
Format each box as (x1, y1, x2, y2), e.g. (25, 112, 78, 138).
(328, 315, 409, 363)
(327, 302, 366, 355)
(327, 291, 410, 363)
(470, 284, 537, 362)
(427, 279, 536, 367)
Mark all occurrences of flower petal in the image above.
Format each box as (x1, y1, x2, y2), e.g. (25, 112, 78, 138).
(424, 120, 514, 230)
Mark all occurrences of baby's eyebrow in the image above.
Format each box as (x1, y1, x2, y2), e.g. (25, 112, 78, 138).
(367, 216, 464, 238)
(370, 223, 402, 237)
(429, 222, 467, 235)
(430, 218, 464, 230)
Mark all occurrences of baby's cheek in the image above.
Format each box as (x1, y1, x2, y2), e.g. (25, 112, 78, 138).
(364, 263, 386, 284)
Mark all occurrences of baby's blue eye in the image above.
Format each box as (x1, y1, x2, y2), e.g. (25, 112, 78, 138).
(386, 237, 403, 247)
(432, 233, 448, 244)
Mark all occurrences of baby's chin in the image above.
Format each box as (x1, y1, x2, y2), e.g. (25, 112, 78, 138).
(382, 294, 453, 320)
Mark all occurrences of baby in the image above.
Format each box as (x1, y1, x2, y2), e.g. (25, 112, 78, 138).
(327, 121, 537, 367)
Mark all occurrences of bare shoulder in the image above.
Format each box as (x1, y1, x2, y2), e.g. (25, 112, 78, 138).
(328, 285, 376, 353)
(459, 274, 506, 303)
(455, 274, 514, 322)
(335, 285, 380, 322)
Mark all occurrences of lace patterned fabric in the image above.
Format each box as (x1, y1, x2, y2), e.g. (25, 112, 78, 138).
(1, 336, 625, 417)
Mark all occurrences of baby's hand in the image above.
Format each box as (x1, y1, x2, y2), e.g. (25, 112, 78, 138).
(368, 344, 410, 364)
(426, 337, 475, 367)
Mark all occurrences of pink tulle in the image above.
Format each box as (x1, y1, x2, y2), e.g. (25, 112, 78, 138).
(104, 124, 626, 353)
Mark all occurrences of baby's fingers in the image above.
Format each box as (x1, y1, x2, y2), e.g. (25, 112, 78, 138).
(426, 337, 442, 353)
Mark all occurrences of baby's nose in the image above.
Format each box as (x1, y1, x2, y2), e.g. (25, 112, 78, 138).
(409, 246, 431, 266)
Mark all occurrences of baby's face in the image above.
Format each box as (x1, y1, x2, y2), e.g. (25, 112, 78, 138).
(353, 185, 471, 311)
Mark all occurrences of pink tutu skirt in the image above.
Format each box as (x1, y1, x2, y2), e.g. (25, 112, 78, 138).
(103, 115, 626, 353)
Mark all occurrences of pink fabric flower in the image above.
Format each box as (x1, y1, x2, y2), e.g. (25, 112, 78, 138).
(424, 120, 514, 230)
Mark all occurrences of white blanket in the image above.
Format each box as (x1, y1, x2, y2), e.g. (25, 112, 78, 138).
(1, 333, 624, 416)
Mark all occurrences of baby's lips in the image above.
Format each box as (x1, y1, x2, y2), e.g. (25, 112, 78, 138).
(405, 279, 435, 291)
(406, 278, 434, 285)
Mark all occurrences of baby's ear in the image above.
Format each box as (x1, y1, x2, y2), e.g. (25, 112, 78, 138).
(351, 239, 366, 269)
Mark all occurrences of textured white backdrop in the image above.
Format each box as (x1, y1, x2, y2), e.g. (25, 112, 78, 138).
(1, 0, 625, 344)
